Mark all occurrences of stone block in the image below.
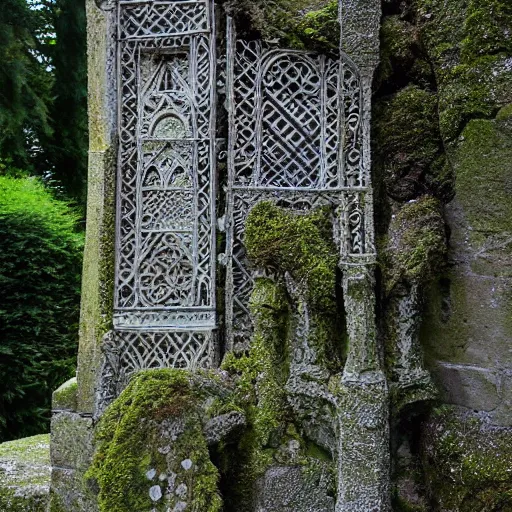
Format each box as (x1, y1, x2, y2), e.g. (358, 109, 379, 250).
(432, 362, 500, 412)
(51, 412, 93, 470)
(53, 377, 78, 411)
(49, 467, 98, 512)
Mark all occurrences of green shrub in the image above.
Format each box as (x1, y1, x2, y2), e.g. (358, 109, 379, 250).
(0, 176, 83, 441)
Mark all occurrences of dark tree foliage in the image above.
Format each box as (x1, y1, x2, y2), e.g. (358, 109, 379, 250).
(46, 0, 88, 206)
(0, 176, 83, 441)
(0, 0, 53, 170)
(0, 0, 88, 205)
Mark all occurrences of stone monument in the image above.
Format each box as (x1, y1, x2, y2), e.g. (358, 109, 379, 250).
(49, 0, 388, 510)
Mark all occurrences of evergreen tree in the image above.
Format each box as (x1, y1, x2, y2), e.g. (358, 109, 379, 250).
(0, 0, 53, 169)
(47, 0, 88, 206)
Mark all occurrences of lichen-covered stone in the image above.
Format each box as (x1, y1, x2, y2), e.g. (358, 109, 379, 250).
(421, 406, 512, 511)
(0, 434, 50, 512)
(87, 369, 223, 512)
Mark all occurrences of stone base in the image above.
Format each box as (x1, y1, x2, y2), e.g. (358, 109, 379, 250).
(49, 412, 96, 512)
(254, 463, 335, 512)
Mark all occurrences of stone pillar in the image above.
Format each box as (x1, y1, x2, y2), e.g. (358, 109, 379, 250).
(336, 1, 390, 510)
(336, 265, 390, 511)
(76, 0, 117, 416)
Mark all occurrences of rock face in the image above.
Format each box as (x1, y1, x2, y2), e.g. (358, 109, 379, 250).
(0, 434, 51, 512)
(373, 0, 512, 509)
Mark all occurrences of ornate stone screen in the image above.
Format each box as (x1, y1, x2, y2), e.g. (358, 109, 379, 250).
(111, 0, 217, 386)
(225, 21, 376, 350)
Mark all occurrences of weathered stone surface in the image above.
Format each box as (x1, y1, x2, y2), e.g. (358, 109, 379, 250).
(51, 412, 93, 470)
(432, 362, 500, 412)
(254, 464, 335, 512)
(421, 113, 512, 425)
(0, 434, 50, 512)
(49, 467, 98, 512)
(49, 412, 96, 511)
(76, 0, 116, 415)
(204, 411, 246, 446)
(53, 377, 78, 411)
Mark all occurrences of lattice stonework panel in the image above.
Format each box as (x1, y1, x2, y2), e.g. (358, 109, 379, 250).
(225, 21, 375, 350)
(113, 0, 217, 372)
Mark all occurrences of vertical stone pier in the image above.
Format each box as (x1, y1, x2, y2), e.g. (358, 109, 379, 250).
(336, 1, 390, 510)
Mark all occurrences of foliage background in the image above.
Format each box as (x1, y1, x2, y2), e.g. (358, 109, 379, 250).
(0, 0, 87, 441)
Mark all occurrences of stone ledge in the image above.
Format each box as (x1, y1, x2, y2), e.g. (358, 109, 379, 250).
(0, 434, 51, 512)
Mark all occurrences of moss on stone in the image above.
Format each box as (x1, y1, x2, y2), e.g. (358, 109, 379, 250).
(220, 277, 291, 508)
(453, 116, 512, 256)
(414, 0, 512, 142)
(245, 201, 337, 312)
(244, 201, 342, 369)
(87, 369, 222, 512)
(52, 377, 78, 411)
(377, 16, 433, 91)
(294, 1, 339, 54)
(224, 0, 340, 51)
(422, 406, 512, 511)
(373, 86, 448, 202)
(381, 196, 446, 292)
(0, 434, 50, 512)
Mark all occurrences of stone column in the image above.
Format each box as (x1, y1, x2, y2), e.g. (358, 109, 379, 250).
(336, 265, 390, 511)
(336, 1, 391, 510)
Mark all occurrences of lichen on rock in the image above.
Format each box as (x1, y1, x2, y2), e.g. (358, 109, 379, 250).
(0, 434, 51, 512)
(87, 369, 223, 512)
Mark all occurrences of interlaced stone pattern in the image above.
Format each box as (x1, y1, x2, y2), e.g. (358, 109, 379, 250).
(225, 22, 375, 351)
(106, 0, 375, 400)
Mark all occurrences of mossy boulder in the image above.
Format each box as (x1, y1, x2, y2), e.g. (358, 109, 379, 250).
(87, 369, 224, 512)
(421, 406, 512, 511)
(0, 434, 50, 512)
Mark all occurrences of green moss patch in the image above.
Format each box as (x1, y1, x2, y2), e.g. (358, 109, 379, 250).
(381, 196, 446, 291)
(87, 369, 222, 512)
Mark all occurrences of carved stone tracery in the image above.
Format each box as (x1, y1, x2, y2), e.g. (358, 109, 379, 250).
(108, 0, 217, 398)
(106, 0, 376, 408)
(225, 25, 375, 351)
